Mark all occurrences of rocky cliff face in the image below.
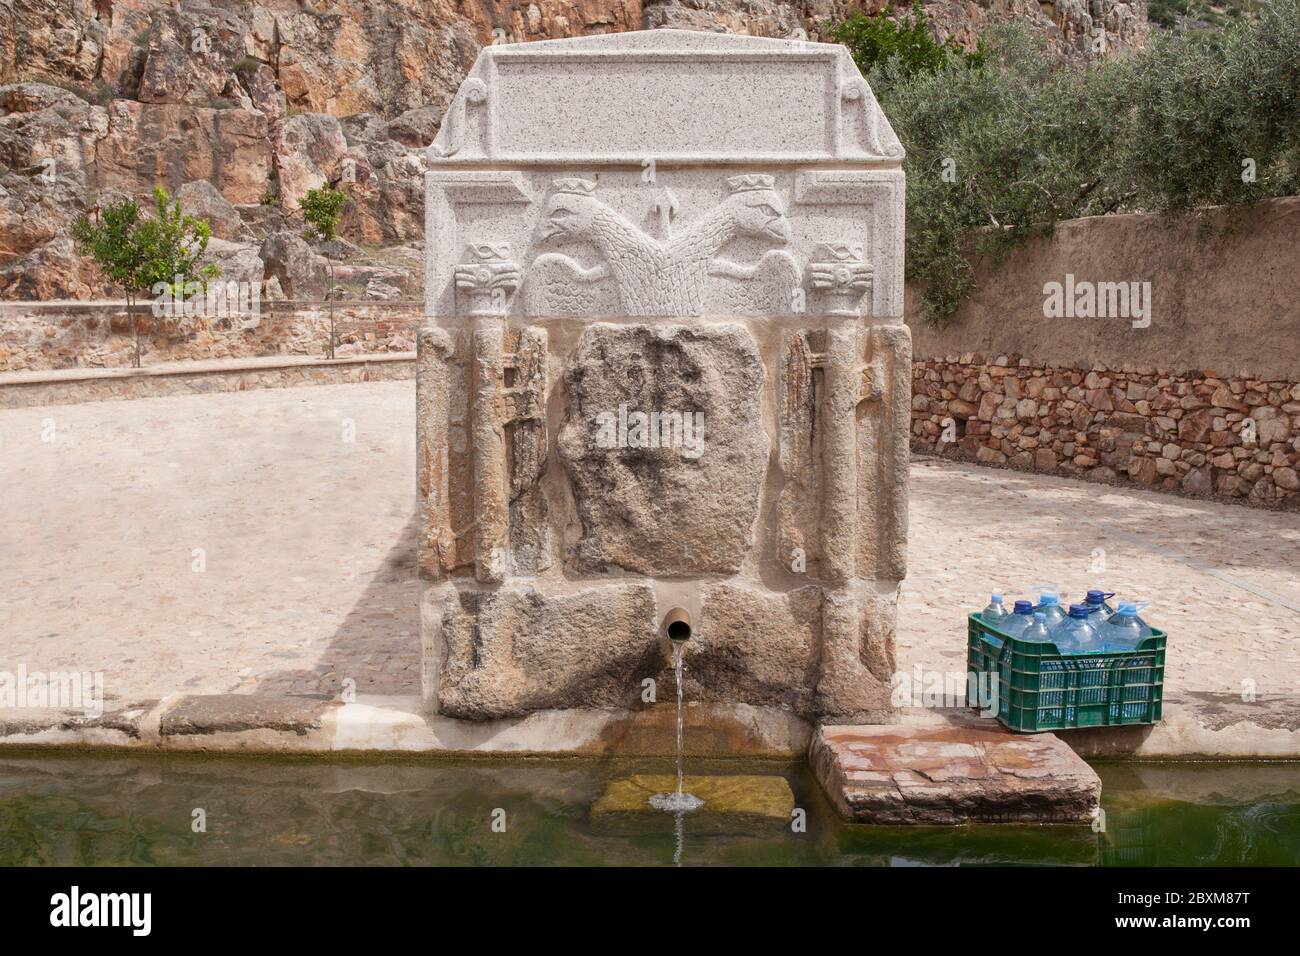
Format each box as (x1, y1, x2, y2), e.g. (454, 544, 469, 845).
(0, 0, 1147, 300)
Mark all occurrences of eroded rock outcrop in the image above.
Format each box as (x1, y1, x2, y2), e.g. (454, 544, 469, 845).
(0, 0, 1147, 300)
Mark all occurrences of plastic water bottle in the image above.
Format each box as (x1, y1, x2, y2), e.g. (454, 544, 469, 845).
(981, 593, 1009, 626)
(1001, 600, 1036, 638)
(1019, 612, 1053, 644)
(1033, 590, 1068, 628)
(1083, 589, 1116, 620)
(1050, 603, 1102, 653)
(1049, 603, 1102, 654)
(1099, 601, 1153, 651)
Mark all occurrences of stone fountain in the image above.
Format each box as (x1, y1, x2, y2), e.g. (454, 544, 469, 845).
(417, 29, 909, 744)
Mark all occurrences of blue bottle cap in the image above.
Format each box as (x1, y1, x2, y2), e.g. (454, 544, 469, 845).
(1013, 600, 1033, 614)
(990, 593, 1003, 602)
(1118, 601, 1138, 615)
(1039, 592, 1060, 606)
(1068, 603, 1091, 618)
(1086, 589, 1107, 604)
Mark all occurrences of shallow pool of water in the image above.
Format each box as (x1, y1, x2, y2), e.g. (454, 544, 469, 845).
(0, 755, 1296, 866)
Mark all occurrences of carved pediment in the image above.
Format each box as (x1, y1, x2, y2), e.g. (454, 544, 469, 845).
(428, 30, 904, 165)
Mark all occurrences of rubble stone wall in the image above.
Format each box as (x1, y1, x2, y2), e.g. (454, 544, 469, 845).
(0, 300, 421, 371)
(912, 357, 1300, 507)
(909, 199, 1300, 509)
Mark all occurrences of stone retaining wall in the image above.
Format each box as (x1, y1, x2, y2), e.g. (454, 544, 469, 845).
(912, 355, 1300, 507)
(0, 301, 422, 372)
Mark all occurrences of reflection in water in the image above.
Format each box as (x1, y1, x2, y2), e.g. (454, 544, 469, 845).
(0, 756, 1296, 867)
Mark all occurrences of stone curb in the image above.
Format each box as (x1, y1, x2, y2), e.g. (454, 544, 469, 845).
(0, 693, 1294, 759)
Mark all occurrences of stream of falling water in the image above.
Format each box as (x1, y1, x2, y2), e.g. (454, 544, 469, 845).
(674, 640, 686, 797)
(649, 641, 703, 865)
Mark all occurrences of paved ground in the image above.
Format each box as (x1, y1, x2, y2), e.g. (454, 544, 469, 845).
(1, 382, 420, 707)
(2, 381, 1298, 711)
(903, 457, 1300, 698)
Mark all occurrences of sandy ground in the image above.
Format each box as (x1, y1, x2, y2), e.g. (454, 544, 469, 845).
(1, 381, 1298, 710)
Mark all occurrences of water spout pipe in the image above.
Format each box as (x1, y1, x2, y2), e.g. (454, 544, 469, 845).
(664, 607, 692, 643)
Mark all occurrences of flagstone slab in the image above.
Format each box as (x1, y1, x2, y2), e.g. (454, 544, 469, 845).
(590, 773, 795, 835)
(811, 719, 1101, 825)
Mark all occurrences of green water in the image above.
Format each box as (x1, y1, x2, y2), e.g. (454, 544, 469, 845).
(0, 755, 1296, 866)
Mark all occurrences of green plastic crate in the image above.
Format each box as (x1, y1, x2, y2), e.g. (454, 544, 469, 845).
(966, 612, 1166, 733)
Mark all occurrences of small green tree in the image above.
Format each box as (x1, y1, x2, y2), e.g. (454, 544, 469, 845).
(72, 186, 219, 367)
(137, 186, 219, 296)
(70, 195, 145, 305)
(1118, 5, 1300, 216)
(299, 183, 348, 357)
(300, 183, 348, 242)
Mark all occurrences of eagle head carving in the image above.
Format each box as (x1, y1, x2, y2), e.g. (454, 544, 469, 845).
(724, 174, 791, 245)
(538, 178, 601, 242)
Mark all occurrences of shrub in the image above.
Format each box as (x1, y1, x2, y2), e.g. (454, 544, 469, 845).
(829, 2, 984, 79)
(1119, 3, 1300, 214)
(1148, 0, 1265, 29)
(233, 56, 263, 81)
(300, 184, 348, 242)
(835, 0, 1300, 323)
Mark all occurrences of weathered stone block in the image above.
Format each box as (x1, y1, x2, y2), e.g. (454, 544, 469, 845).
(433, 582, 659, 719)
(814, 584, 897, 718)
(690, 583, 822, 713)
(558, 323, 767, 575)
(811, 721, 1101, 825)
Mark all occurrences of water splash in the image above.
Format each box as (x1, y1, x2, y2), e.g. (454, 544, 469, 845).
(649, 791, 703, 813)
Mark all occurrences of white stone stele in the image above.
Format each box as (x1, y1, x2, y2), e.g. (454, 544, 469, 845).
(418, 29, 910, 735)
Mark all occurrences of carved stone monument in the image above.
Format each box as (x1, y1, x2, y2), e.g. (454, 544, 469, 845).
(419, 30, 908, 727)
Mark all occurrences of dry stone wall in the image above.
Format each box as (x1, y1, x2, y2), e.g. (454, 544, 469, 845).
(908, 198, 1300, 510)
(913, 359, 1300, 507)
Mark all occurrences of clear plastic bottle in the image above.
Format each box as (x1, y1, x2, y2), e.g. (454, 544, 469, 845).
(1083, 588, 1116, 621)
(1019, 612, 1053, 644)
(981, 593, 1009, 626)
(1000, 600, 1035, 638)
(1050, 603, 1103, 653)
(1033, 590, 1068, 628)
(1099, 601, 1153, 651)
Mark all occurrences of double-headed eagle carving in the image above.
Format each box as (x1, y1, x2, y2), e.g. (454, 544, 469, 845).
(523, 174, 801, 317)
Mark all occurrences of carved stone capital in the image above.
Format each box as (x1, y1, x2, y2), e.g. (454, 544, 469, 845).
(808, 241, 873, 317)
(455, 241, 520, 316)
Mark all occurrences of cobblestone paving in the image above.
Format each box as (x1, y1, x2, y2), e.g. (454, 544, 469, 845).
(2, 382, 1297, 708)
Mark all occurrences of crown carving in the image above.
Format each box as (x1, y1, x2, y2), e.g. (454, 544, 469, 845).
(726, 174, 776, 194)
(551, 177, 597, 196)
